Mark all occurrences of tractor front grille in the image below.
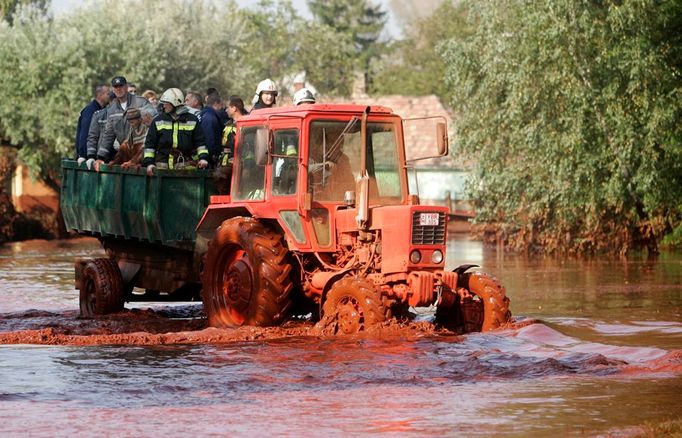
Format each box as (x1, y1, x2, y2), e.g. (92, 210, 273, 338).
(411, 211, 446, 245)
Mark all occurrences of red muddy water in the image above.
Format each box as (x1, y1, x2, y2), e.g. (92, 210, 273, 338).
(1, 237, 681, 437)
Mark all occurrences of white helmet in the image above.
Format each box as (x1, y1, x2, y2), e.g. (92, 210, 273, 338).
(256, 78, 278, 96)
(293, 71, 306, 84)
(293, 88, 316, 105)
(159, 88, 184, 107)
(252, 78, 278, 104)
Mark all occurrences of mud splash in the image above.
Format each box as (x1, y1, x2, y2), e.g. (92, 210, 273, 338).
(0, 305, 444, 346)
(0, 301, 544, 347)
(2, 306, 680, 379)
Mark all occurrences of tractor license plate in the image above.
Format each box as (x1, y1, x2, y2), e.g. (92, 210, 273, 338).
(419, 213, 439, 226)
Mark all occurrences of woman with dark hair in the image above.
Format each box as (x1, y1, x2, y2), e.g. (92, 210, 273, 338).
(251, 79, 277, 110)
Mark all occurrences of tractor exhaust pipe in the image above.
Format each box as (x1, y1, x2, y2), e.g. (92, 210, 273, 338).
(355, 106, 371, 231)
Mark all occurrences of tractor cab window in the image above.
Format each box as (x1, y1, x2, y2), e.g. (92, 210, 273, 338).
(272, 129, 299, 196)
(308, 119, 402, 204)
(234, 126, 265, 201)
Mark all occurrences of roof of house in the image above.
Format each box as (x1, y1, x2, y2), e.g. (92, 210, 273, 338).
(328, 94, 464, 170)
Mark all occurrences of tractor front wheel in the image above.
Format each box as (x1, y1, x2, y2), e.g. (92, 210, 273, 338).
(79, 258, 125, 317)
(201, 217, 293, 327)
(321, 277, 388, 334)
(436, 271, 511, 333)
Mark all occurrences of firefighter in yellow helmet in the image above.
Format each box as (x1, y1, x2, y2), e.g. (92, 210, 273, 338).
(142, 88, 209, 176)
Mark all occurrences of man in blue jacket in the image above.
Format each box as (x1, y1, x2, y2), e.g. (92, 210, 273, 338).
(199, 93, 225, 166)
(75, 85, 110, 163)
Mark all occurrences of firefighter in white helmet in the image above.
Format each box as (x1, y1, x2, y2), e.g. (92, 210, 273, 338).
(142, 88, 209, 176)
(293, 87, 316, 105)
(252, 78, 278, 110)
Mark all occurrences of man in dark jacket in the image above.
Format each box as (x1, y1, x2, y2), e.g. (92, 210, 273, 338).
(143, 88, 208, 176)
(75, 85, 110, 163)
(199, 93, 225, 165)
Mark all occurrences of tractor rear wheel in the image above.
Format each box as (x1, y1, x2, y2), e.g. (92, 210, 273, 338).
(201, 217, 293, 327)
(79, 258, 125, 317)
(321, 277, 387, 334)
(436, 271, 511, 333)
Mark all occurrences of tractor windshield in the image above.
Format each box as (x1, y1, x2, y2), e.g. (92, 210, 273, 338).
(308, 119, 403, 204)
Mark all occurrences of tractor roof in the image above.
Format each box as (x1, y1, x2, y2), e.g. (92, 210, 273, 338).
(245, 103, 396, 121)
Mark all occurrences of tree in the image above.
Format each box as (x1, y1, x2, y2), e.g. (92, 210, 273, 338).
(0, 0, 358, 188)
(240, 0, 356, 97)
(0, 0, 46, 23)
(371, 1, 473, 99)
(307, 0, 387, 91)
(441, 0, 682, 254)
(388, 0, 444, 36)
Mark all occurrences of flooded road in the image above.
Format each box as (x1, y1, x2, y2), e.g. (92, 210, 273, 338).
(1, 237, 681, 436)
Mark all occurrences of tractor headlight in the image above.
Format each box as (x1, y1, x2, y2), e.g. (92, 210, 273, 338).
(431, 250, 444, 264)
(409, 250, 422, 264)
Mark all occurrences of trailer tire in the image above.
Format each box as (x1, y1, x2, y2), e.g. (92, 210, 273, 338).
(79, 258, 125, 317)
(321, 277, 387, 334)
(201, 217, 293, 327)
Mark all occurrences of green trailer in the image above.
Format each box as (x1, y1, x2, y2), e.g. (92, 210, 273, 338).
(60, 159, 217, 313)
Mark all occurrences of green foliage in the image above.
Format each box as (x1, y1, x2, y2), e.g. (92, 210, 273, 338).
(308, 0, 386, 56)
(442, 0, 682, 254)
(242, 1, 356, 96)
(0, 0, 355, 184)
(661, 223, 682, 248)
(371, 1, 472, 99)
(0, 0, 46, 23)
(308, 0, 387, 89)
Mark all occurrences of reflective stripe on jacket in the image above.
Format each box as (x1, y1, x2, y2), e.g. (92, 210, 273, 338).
(142, 107, 207, 167)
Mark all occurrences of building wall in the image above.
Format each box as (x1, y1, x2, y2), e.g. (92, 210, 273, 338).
(410, 169, 469, 202)
(11, 164, 58, 213)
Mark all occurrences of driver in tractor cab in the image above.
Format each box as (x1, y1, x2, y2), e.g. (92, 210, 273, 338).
(251, 79, 278, 110)
(274, 142, 298, 195)
(142, 88, 209, 176)
(308, 128, 354, 200)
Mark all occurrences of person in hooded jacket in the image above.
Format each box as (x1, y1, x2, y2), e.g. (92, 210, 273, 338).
(142, 88, 208, 176)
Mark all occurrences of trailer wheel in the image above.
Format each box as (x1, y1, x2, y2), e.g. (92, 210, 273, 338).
(79, 258, 125, 317)
(201, 217, 293, 327)
(321, 277, 387, 334)
(436, 271, 511, 333)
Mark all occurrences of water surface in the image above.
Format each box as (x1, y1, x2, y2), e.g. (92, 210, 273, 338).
(1, 237, 681, 436)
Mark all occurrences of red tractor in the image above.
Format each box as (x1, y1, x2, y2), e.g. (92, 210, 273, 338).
(197, 104, 511, 334)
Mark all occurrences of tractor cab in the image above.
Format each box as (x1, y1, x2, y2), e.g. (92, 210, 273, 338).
(198, 104, 510, 334)
(212, 105, 445, 254)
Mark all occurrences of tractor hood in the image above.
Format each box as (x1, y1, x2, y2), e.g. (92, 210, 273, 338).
(335, 205, 448, 274)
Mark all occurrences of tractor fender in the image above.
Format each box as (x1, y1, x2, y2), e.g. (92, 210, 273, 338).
(453, 264, 479, 277)
(195, 205, 251, 241)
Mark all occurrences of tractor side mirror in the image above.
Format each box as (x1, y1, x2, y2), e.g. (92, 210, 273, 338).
(255, 127, 270, 166)
(437, 122, 448, 156)
(403, 116, 449, 164)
